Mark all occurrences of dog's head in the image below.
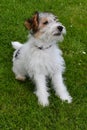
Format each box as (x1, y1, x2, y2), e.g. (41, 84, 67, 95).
(24, 12, 66, 42)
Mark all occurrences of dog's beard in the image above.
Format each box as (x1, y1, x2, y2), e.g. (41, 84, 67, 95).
(39, 35, 64, 46)
(53, 34, 64, 43)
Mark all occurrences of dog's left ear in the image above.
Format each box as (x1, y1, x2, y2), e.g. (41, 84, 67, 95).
(24, 12, 39, 32)
(24, 18, 32, 30)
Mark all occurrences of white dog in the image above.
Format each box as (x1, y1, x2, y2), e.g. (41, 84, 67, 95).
(12, 12, 72, 106)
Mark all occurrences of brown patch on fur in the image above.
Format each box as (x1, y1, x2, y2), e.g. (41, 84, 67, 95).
(34, 31, 43, 38)
(39, 18, 48, 29)
(24, 13, 49, 38)
(24, 12, 39, 32)
(34, 18, 49, 38)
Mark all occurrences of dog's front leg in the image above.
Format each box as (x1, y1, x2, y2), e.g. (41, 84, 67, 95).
(34, 74, 50, 106)
(52, 72, 72, 103)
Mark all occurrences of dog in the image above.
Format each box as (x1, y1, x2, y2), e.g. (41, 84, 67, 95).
(11, 12, 72, 106)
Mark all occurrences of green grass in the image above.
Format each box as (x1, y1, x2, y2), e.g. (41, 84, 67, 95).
(0, 0, 87, 129)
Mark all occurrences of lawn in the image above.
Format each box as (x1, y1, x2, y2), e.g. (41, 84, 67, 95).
(0, 0, 87, 130)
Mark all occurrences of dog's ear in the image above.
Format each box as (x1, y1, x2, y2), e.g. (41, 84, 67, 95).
(32, 12, 39, 32)
(24, 18, 33, 30)
(24, 12, 39, 32)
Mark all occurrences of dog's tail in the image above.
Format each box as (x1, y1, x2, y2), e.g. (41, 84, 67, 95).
(11, 41, 23, 50)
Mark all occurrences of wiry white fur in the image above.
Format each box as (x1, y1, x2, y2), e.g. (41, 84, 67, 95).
(12, 12, 72, 106)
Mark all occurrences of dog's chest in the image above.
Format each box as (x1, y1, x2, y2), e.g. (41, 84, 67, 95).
(23, 43, 64, 77)
(30, 49, 52, 66)
(25, 47, 58, 75)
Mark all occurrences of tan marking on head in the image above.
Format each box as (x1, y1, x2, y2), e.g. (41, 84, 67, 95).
(34, 18, 49, 38)
(24, 12, 50, 38)
(39, 18, 48, 29)
(34, 31, 43, 38)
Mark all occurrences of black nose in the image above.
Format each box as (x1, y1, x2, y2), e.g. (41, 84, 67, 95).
(57, 26, 63, 32)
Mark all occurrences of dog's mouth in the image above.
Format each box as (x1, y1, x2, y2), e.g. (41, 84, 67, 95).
(53, 32, 61, 36)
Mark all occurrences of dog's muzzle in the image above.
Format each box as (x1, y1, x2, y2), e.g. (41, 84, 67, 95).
(53, 25, 63, 36)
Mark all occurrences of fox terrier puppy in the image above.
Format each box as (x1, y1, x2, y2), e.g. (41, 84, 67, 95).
(12, 12, 72, 106)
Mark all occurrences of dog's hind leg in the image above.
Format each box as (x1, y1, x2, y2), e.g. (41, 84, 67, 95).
(15, 75, 26, 81)
(12, 66, 26, 81)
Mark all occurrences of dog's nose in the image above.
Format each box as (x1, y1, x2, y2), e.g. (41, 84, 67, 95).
(57, 26, 63, 32)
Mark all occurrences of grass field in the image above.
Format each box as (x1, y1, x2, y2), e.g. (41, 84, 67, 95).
(0, 0, 87, 129)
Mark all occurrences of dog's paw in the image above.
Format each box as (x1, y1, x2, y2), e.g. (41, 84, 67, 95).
(35, 91, 49, 107)
(38, 98, 49, 107)
(60, 93, 72, 103)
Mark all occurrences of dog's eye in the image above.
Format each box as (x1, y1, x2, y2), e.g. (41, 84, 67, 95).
(43, 21, 48, 25)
